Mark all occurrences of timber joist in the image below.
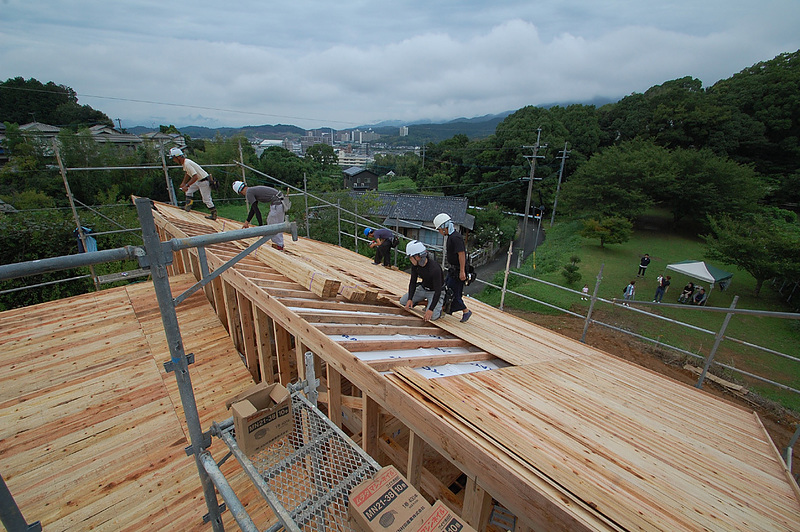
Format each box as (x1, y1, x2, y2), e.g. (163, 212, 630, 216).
(150, 202, 800, 532)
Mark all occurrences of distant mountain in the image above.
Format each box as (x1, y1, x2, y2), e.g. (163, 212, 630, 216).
(127, 123, 305, 140)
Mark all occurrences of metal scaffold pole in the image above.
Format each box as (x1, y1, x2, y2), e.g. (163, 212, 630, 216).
(134, 198, 225, 531)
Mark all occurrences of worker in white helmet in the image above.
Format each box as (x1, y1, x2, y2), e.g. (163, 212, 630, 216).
(232, 180, 286, 250)
(399, 240, 444, 322)
(434, 212, 472, 322)
(170, 147, 216, 220)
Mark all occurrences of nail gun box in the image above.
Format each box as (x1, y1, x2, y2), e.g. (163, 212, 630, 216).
(349, 465, 429, 532)
(226, 382, 292, 457)
(413, 501, 476, 532)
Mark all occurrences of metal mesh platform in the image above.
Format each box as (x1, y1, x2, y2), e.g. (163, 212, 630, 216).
(217, 390, 380, 531)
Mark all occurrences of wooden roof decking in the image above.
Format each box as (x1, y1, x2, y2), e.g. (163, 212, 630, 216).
(0, 275, 276, 531)
(1, 198, 797, 532)
(151, 203, 799, 532)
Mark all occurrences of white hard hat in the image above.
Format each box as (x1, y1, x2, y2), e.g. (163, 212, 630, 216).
(232, 180, 246, 194)
(405, 240, 426, 257)
(433, 213, 451, 229)
(169, 147, 184, 158)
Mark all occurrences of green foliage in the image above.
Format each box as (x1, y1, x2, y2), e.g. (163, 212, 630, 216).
(703, 210, 800, 296)
(305, 144, 338, 170)
(0, 77, 111, 129)
(471, 203, 517, 249)
(580, 217, 634, 248)
(561, 255, 582, 285)
(379, 176, 418, 193)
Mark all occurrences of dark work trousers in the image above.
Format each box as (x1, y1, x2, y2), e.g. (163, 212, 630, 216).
(375, 239, 392, 266)
(445, 270, 467, 314)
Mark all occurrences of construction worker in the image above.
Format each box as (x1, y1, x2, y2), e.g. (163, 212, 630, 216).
(434, 213, 472, 322)
(170, 147, 217, 220)
(364, 227, 394, 267)
(400, 240, 444, 322)
(232, 181, 285, 250)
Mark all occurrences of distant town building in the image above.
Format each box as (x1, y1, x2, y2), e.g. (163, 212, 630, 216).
(301, 129, 333, 153)
(399, 126, 409, 136)
(336, 151, 370, 168)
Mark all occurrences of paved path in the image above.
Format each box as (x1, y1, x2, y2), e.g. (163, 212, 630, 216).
(465, 217, 544, 296)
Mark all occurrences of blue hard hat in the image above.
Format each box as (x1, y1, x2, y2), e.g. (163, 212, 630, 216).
(363, 227, 373, 237)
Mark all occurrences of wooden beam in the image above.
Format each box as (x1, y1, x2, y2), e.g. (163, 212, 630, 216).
(464, 476, 493, 532)
(337, 337, 471, 353)
(366, 352, 494, 372)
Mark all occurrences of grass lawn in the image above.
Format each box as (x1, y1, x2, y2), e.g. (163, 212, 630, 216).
(475, 214, 800, 412)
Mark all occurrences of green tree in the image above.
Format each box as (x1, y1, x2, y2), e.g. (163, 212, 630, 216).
(0, 77, 111, 129)
(471, 203, 517, 249)
(259, 146, 311, 190)
(703, 210, 800, 296)
(305, 144, 338, 170)
(561, 139, 672, 220)
(580, 217, 633, 248)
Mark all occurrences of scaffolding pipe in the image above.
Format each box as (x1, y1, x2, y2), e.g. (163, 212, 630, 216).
(0, 246, 144, 282)
(199, 453, 259, 532)
(166, 222, 297, 252)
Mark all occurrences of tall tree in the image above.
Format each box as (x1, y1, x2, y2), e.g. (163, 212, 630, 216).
(703, 210, 800, 296)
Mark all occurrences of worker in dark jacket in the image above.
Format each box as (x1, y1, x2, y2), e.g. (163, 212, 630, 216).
(233, 181, 286, 250)
(434, 213, 472, 322)
(400, 240, 444, 322)
(364, 227, 394, 267)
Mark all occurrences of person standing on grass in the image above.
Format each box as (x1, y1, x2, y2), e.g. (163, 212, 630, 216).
(623, 280, 636, 306)
(637, 254, 651, 277)
(653, 275, 671, 303)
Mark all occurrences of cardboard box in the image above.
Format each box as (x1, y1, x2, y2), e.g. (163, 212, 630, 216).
(227, 382, 292, 456)
(349, 465, 430, 532)
(413, 501, 477, 532)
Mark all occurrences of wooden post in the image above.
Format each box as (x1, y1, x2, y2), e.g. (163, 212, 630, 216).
(222, 280, 243, 353)
(363, 395, 379, 460)
(273, 323, 294, 386)
(254, 307, 276, 383)
(237, 294, 258, 380)
(212, 276, 227, 328)
(464, 476, 493, 532)
(407, 431, 426, 490)
(326, 365, 343, 428)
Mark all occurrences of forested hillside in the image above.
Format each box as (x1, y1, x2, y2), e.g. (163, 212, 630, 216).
(0, 50, 798, 307)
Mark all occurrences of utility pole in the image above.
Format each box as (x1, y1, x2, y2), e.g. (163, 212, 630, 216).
(517, 128, 546, 268)
(550, 141, 570, 226)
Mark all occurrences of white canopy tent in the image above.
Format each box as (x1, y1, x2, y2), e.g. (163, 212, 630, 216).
(665, 260, 733, 302)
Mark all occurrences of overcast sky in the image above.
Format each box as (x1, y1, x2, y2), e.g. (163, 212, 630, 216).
(2, 1, 799, 130)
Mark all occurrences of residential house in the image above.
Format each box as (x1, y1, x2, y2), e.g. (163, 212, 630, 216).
(352, 192, 474, 250)
(88, 125, 143, 148)
(343, 167, 379, 191)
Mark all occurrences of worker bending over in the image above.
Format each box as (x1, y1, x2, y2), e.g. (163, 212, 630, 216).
(232, 181, 286, 250)
(400, 240, 444, 322)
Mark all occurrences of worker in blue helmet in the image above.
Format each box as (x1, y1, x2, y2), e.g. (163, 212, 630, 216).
(400, 240, 444, 322)
(364, 227, 395, 267)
